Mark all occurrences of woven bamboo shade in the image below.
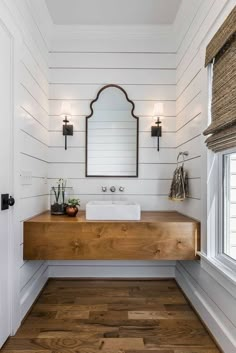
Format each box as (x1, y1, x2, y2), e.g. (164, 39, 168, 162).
(203, 6, 236, 152)
(205, 6, 236, 66)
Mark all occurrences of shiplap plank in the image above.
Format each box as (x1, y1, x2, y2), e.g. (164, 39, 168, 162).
(49, 83, 176, 101)
(48, 163, 175, 180)
(51, 34, 175, 53)
(50, 52, 176, 69)
(49, 68, 176, 85)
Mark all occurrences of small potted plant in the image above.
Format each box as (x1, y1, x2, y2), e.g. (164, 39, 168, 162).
(66, 198, 80, 217)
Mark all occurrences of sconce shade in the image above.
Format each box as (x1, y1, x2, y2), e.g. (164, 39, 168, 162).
(153, 102, 164, 117)
(61, 101, 72, 116)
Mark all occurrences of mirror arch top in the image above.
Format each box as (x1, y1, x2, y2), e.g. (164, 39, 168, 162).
(87, 84, 139, 120)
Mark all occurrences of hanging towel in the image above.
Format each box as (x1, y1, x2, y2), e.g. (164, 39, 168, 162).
(169, 165, 189, 201)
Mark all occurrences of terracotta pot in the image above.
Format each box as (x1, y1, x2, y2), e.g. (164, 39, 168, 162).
(66, 206, 78, 217)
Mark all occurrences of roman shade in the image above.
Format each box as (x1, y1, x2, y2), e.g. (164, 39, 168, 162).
(203, 6, 236, 152)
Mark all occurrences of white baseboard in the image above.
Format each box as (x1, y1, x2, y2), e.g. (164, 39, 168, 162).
(48, 260, 176, 278)
(175, 262, 236, 353)
(20, 264, 48, 320)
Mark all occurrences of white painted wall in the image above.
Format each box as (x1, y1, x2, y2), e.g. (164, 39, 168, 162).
(46, 25, 178, 278)
(48, 27, 177, 210)
(174, 1, 236, 352)
(0, 0, 50, 329)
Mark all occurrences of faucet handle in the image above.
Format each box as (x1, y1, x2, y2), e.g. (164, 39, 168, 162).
(119, 186, 125, 192)
(101, 186, 107, 192)
(110, 186, 116, 193)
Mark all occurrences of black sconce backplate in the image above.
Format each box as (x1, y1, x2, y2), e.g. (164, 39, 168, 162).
(151, 126, 162, 137)
(63, 125, 73, 136)
(151, 118, 162, 151)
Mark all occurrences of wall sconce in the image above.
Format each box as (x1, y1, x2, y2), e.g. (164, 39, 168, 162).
(151, 103, 163, 151)
(61, 102, 73, 150)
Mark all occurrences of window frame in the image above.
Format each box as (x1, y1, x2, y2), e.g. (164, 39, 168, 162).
(216, 148, 236, 271)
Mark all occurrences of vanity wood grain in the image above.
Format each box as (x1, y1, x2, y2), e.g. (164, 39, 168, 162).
(23, 211, 200, 260)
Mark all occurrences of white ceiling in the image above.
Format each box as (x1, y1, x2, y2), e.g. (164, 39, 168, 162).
(45, 0, 182, 26)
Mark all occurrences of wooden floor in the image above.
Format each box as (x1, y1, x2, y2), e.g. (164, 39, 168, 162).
(2, 279, 221, 353)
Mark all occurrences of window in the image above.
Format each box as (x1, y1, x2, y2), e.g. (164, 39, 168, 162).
(203, 7, 236, 272)
(202, 8, 236, 283)
(222, 152, 236, 261)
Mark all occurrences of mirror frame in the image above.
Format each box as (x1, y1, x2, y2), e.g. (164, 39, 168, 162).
(85, 84, 139, 177)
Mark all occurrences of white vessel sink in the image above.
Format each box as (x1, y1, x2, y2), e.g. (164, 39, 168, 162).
(86, 201, 141, 220)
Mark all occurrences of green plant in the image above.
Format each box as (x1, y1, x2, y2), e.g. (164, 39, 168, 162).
(67, 198, 80, 207)
(52, 178, 67, 203)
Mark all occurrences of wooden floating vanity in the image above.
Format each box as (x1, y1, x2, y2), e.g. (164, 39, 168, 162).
(23, 211, 200, 261)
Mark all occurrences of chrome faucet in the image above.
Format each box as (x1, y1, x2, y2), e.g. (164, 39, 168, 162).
(110, 186, 116, 192)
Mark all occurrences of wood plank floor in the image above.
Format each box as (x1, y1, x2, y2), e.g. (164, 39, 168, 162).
(2, 279, 221, 353)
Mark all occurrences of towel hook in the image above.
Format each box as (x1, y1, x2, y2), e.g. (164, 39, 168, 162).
(177, 151, 189, 165)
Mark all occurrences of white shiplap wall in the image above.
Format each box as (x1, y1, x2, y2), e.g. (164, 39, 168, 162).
(48, 30, 177, 210)
(47, 29, 177, 277)
(174, 1, 236, 352)
(0, 0, 50, 325)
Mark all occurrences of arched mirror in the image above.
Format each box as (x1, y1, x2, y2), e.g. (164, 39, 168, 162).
(86, 84, 139, 177)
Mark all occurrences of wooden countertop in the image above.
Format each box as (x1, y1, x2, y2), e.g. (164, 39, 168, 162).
(25, 211, 199, 224)
(24, 211, 200, 261)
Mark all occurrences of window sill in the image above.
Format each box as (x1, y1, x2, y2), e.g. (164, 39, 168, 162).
(197, 252, 236, 298)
